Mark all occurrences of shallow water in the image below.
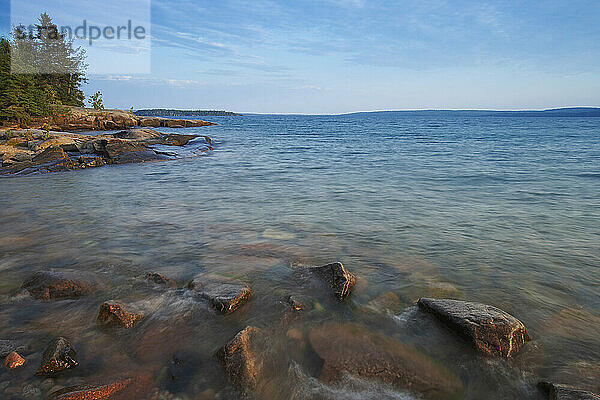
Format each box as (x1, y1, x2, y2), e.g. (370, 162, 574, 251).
(0, 114, 599, 399)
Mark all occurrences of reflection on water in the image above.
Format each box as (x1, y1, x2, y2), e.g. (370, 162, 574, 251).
(0, 114, 599, 399)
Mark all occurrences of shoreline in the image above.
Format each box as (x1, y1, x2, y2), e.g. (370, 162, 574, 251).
(0, 107, 216, 176)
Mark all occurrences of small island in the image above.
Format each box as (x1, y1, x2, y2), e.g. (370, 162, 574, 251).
(135, 109, 242, 117)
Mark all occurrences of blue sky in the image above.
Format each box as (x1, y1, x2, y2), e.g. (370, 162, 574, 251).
(2, 0, 600, 113)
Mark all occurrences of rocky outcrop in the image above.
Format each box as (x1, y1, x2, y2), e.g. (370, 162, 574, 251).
(21, 270, 100, 300)
(97, 301, 144, 328)
(16, 107, 217, 131)
(1, 128, 213, 175)
(36, 337, 78, 375)
(188, 275, 252, 314)
(216, 326, 267, 394)
(417, 298, 530, 357)
(539, 381, 600, 400)
(4, 351, 25, 369)
(49, 378, 132, 400)
(311, 262, 356, 299)
(308, 323, 464, 398)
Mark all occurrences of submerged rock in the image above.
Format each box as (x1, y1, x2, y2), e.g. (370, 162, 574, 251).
(311, 262, 356, 299)
(308, 323, 463, 398)
(97, 301, 144, 328)
(21, 270, 100, 300)
(187, 275, 252, 314)
(4, 351, 25, 369)
(538, 381, 600, 400)
(145, 272, 177, 288)
(0, 339, 28, 358)
(216, 326, 267, 394)
(417, 298, 530, 357)
(48, 378, 132, 400)
(287, 294, 310, 312)
(36, 337, 78, 375)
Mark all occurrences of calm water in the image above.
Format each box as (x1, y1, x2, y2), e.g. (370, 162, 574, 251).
(0, 114, 599, 399)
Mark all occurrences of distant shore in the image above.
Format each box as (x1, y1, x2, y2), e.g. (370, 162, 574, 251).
(135, 109, 242, 117)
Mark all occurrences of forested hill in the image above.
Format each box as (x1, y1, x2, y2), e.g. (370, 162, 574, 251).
(347, 108, 600, 117)
(135, 109, 242, 117)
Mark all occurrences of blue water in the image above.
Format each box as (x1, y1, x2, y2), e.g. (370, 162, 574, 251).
(0, 114, 599, 399)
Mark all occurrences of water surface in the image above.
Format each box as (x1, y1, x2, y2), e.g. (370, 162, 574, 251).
(1, 114, 599, 399)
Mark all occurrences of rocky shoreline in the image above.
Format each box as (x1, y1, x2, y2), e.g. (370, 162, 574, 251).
(3, 263, 597, 400)
(0, 128, 213, 176)
(0, 107, 216, 176)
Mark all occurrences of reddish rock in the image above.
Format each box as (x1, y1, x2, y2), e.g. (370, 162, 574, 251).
(145, 272, 177, 288)
(49, 378, 132, 400)
(309, 323, 463, 398)
(311, 262, 356, 299)
(188, 276, 252, 314)
(418, 298, 530, 357)
(4, 351, 25, 369)
(98, 301, 144, 328)
(22, 270, 100, 300)
(36, 336, 78, 375)
(216, 326, 267, 393)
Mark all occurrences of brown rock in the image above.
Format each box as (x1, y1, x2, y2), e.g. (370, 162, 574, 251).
(22, 270, 100, 300)
(102, 139, 165, 164)
(188, 275, 252, 314)
(36, 336, 78, 375)
(49, 378, 132, 400)
(145, 272, 177, 288)
(287, 295, 310, 312)
(417, 298, 530, 357)
(539, 381, 600, 400)
(98, 301, 144, 328)
(311, 262, 356, 299)
(309, 323, 463, 398)
(2, 146, 77, 175)
(216, 326, 267, 393)
(4, 351, 25, 369)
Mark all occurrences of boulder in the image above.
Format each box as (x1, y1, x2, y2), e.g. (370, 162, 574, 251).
(36, 337, 78, 375)
(97, 301, 144, 328)
(417, 298, 530, 357)
(4, 351, 26, 369)
(308, 323, 463, 398)
(216, 326, 267, 393)
(49, 378, 132, 400)
(145, 272, 177, 288)
(539, 381, 600, 400)
(311, 262, 356, 299)
(187, 276, 252, 314)
(2, 146, 77, 175)
(102, 139, 165, 164)
(110, 128, 164, 142)
(22, 270, 100, 300)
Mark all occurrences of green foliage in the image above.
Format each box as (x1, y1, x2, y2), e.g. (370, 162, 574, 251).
(0, 12, 88, 125)
(88, 91, 104, 110)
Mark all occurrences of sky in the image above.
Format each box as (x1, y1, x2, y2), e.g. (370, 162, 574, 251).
(1, 0, 600, 113)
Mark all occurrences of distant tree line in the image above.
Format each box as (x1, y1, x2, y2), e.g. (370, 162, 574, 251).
(135, 109, 242, 117)
(0, 13, 87, 125)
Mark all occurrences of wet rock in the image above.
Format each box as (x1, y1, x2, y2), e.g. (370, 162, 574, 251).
(365, 291, 405, 314)
(22, 384, 41, 398)
(417, 298, 530, 357)
(145, 272, 177, 288)
(21, 270, 100, 300)
(2, 146, 77, 175)
(111, 128, 164, 142)
(538, 381, 600, 400)
(187, 276, 252, 314)
(308, 323, 463, 398)
(97, 301, 144, 328)
(48, 378, 132, 400)
(4, 351, 25, 369)
(102, 139, 165, 164)
(0, 339, 28, 358)
(36, 337, 78, 375)
(311, 262, 356, 299)
(216, 326, 267, 393)
(286, 295, 310, 312)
